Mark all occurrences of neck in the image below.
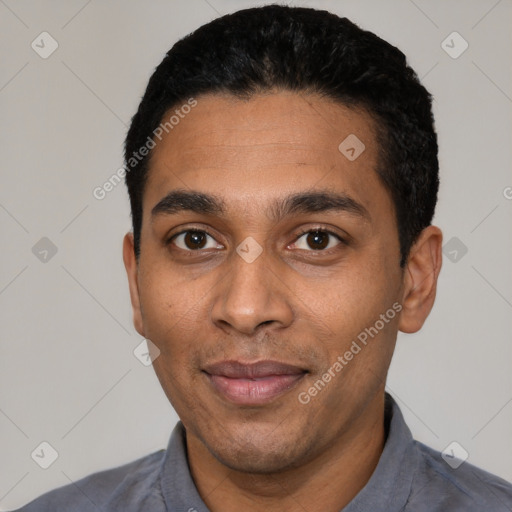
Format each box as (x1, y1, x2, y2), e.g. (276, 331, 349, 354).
(186, 393, 387, 512)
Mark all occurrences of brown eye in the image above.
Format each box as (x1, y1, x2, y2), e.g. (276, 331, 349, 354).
(306, 231, 329, 250)
(171, 230, 220, 251)
(184, 231, 207, 249)
(294, 230, 343, 251)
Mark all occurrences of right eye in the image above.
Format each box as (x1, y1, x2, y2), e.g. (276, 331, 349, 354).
(169, 230, 224, 252)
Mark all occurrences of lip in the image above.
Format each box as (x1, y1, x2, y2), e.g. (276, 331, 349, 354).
(203, 360, 307, 405)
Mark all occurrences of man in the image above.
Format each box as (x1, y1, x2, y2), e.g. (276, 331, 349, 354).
(15, 4, 512, 511)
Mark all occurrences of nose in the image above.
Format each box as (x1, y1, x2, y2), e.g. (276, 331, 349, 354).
(210, 243, 294, 336)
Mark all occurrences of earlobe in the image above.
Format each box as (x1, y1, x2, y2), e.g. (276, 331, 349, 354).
(122, 232, 145, 337)
(398, 225, 443, 334)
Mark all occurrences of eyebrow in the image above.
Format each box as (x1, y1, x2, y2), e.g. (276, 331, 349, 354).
(151, 188, 370, 222)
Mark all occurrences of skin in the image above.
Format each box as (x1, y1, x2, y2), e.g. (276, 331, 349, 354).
(123, 91, 442, 512)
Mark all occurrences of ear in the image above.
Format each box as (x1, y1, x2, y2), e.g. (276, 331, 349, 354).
(123, 232, 145, 337)
(398, 225, 443, 334)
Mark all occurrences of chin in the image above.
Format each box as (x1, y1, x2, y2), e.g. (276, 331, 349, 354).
(214, 447, 299, 474)
(203, 426, 312, 475)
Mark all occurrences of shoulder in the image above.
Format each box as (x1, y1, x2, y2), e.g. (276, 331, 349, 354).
(12, 449, 166, 512)
(409, 440, 512, 511)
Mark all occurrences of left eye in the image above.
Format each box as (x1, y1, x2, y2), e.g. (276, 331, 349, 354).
(293, 230, 343, 251)
(171, 230, 222, 251)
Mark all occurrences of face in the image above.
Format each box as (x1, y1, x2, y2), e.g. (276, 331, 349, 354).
(124, 91, 422, 474)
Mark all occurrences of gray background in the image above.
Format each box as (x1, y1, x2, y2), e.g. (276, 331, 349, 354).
(1, 0, 511, 509)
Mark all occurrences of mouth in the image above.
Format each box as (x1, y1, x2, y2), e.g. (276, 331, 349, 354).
(202, 360, 307, 406)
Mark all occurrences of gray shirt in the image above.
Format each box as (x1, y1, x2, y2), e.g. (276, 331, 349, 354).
(14, 394, 512, 511)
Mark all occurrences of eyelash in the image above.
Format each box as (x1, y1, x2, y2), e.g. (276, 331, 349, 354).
(293, 229, 345, 250)
(167, 227, 346, 253)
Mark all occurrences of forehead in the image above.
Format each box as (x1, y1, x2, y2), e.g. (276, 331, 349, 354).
(143, 91, 390, 219)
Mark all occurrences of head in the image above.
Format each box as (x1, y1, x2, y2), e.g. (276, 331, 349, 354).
(123, 5, 442, 474)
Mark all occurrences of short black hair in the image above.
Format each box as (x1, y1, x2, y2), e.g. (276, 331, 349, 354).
(124, 4, 438, 266)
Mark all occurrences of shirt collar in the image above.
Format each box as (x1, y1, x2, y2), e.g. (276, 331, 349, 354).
(160, 393, 417, 512)
(342, 393, 418, 511)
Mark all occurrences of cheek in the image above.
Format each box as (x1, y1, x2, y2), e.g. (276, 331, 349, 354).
(139, 269, 205, 407)
(299, 254, 401, 394)
(311, 293, 399, 416)
(138, 267, 194, 354)
(308, 260, 396, 339)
